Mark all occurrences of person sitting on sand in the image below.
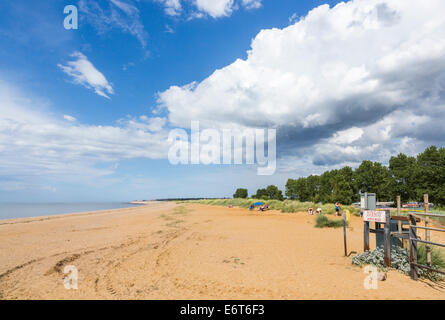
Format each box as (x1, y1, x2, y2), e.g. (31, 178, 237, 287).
(249, 204, 254, 211)
(308, 207, 314, 215)
(259, 204, 269, 212)
(316, 207, 322, 215)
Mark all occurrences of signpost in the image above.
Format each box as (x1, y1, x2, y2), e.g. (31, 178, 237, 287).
(363, 210, 387, 223)
(363, 209, 392, 267)
(362, 193, 376, 252)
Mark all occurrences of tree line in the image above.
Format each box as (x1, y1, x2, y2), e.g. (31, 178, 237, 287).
(234, 146, 445, 206)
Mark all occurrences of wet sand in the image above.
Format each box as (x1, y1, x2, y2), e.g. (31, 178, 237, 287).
(0, 202, 444, 299)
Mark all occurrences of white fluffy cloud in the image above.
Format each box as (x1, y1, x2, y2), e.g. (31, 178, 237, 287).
(58, 52, 114, 99)
(158, 0, 445, 168)
(0, 80, 169, 190)
(194, 0, 234, 18)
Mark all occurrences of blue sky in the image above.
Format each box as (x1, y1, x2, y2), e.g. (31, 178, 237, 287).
(1, 0, 444, 202)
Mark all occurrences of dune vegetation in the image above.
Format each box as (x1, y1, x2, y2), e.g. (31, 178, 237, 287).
(185, 198, 361, 216)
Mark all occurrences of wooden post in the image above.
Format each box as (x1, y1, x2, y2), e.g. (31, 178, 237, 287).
(364, 220, 370, 252)
(384, 210, 391, 268)
(424, 194, 431, 267)
(343, 211, 347, 257)
(409, 214, 418, 280)
(397, 195, 403, 247)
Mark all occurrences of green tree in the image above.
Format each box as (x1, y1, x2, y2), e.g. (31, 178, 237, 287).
(355, 161, 393, 201)
(265, 185, 284, 200)
(233, 188, 248, 199)
(284, 146, 444, 206)
(253, 188, 268, 199)
(331, 167, 356, 205)
(285, 176, 320, 202)
(255, 185, 284, 200)
(318, 171, 335, 203)
(306, 175, 321, 202)
(285, 179, 299, 200)
(389, 153, 418, 202)
(416, 146, 445, 205)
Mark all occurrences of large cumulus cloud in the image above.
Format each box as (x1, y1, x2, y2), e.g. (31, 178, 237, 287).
(158, 0, 445, 168)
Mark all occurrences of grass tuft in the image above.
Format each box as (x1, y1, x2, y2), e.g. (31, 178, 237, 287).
(417, 243, 445, 271)
(314, 214, 345, 228)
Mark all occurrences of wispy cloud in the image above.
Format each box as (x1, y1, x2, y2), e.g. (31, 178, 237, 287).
(242, 0, 262, 10)
(156, 0, 182, 16)
(58, 52, 114, 99)
(79, 0, 148, 48)
(63, 115, 77, 122)
(156, 0, 262, 19)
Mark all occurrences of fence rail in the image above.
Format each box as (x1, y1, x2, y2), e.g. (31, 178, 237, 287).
(410, 225, 445, 233)
(408, 212, 445, 280)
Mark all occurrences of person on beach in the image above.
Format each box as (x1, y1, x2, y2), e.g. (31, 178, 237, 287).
(308, 207, 314, 215)
(316, 207, 322, 215)
(335, 202, 341, 216)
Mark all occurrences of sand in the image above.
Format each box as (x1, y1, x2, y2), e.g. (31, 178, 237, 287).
(0, 202, 444, 300)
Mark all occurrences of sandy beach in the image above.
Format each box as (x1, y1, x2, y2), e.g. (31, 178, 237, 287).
(0, 202, 444, 300)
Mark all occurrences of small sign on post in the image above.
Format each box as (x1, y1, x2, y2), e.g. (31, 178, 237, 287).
(363, 210, 387, 223)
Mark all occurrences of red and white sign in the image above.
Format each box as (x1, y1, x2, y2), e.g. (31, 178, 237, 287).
(363, 210, 386, 223)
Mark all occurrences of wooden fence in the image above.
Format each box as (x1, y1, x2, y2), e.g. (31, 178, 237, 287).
(363, 194, 445, 280)
(408, 212, 445, 280)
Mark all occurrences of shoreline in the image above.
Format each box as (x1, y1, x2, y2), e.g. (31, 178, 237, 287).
(0, 201, 158, 225)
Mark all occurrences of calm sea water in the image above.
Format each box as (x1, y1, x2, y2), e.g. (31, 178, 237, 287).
(0, 202, 142, 220)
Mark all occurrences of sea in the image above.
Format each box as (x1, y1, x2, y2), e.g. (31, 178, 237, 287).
(0, 202, 143, 220)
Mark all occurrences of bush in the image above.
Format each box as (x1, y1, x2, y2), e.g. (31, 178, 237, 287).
(315, 214, 345, 228)
(352, 246, 445, 281)
(352, 246, 410, 273)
